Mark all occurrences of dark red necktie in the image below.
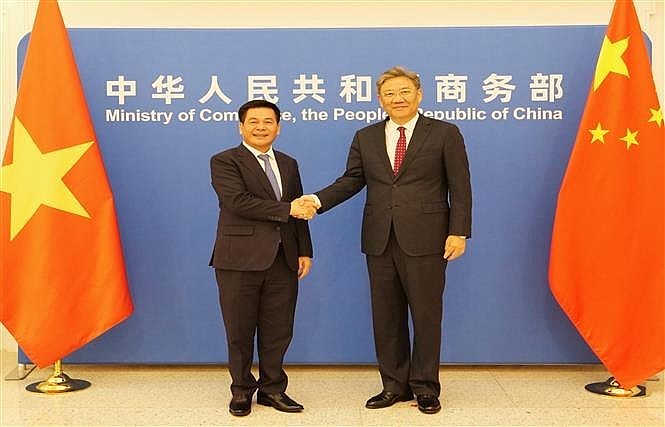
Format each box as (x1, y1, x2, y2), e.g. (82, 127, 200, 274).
(393, 126, 407, 176)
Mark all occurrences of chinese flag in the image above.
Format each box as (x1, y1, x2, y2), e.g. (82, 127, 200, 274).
(0, 0, 133, 367)
(549, 0, 663, 388)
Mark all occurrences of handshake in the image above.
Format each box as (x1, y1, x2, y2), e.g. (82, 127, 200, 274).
(290, 195, 320, 220)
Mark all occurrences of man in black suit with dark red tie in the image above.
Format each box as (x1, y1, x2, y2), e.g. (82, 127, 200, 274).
(301, 66, 472, 414)
(210, 99, 315, 417)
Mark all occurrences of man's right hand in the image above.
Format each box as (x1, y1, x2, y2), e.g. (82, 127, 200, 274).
(299, 194, 322, 209)
(290, 197, 318, 220)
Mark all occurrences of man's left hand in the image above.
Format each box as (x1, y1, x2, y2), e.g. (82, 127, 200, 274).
(298, 257, 313, 279)
(444, 235, 466, 261)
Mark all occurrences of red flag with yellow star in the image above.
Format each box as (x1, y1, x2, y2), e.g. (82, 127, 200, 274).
(549, 0, 664, 388)
(0, 0, 133, 367)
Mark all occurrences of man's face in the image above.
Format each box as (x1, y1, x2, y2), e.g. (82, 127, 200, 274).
(239, 107, 280, 152)
(378, 76, 423, 124)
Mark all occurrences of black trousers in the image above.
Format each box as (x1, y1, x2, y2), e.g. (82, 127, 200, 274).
(366, 227, 446, 396)
(215, 247, 298, 397)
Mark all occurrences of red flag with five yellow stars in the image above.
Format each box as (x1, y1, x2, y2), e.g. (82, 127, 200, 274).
(549, 0, 664, 388)
(0, 0, 133, 367)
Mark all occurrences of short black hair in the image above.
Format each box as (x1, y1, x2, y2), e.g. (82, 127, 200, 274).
(238, 99, 281, 123)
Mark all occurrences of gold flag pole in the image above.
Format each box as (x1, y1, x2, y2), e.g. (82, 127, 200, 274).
(25, 360, 91, 393)
(585, 377, 646, 398)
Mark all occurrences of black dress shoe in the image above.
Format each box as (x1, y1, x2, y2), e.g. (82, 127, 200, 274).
(257, 390, 304, 413)
(416, 394, 441, 414)
(365, 390, 413, 409)
(229, 394, 251, 417)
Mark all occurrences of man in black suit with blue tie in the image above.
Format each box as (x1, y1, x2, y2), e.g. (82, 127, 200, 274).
(301, 66, 472, 414)
(210, 100, 315, 417)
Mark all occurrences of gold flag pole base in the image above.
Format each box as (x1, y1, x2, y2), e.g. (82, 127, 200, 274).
(25, 360, 91, 394)
(585, 376, 646, 398)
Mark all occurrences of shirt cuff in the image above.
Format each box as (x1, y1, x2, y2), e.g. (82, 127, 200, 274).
(304, 194, 322, 209)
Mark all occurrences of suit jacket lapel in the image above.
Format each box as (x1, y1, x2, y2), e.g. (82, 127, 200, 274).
(275, 151, 290, 200)
(395, 115, 431, 180)
(371, 120, 394, 177)
(237, 144, 279, 200)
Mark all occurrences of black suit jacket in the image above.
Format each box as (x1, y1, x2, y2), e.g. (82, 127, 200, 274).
(316, 115, 471, 256)
(210, 144, 313, 271)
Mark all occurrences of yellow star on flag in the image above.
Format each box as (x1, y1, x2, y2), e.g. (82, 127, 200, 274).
(594, 35, 629, 91)
(648, 107, 663, 127)
(589, 122, 610, 144)
(619, 128, 639, 150)
(0, 117, 93, 240)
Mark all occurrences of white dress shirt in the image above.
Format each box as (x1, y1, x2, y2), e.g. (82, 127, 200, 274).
(384, 114, 419, 169)
(242, 142, 283, 196)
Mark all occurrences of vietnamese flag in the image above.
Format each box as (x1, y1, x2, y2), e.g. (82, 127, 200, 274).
(0, 0, 133, 367)
(549, 0, 664, 388)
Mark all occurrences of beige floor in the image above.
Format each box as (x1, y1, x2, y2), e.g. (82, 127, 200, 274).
(1, 351, 662, 426)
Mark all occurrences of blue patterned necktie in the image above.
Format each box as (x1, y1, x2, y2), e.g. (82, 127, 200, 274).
(258, 154, 281, 200)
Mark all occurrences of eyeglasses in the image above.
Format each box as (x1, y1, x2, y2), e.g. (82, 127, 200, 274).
(381, 89, 416, 100)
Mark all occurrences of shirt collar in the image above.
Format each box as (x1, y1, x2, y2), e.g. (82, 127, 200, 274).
(386, 114, 419, 134)
(242, 141, 275, 159)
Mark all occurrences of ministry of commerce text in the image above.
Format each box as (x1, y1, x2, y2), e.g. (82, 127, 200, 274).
(105, 106, 563, 125)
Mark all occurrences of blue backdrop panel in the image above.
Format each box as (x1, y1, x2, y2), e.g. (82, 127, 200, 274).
(16, 26, 626, 364)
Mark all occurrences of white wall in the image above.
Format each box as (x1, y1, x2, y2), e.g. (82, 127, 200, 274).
(1, 0, 663, 353)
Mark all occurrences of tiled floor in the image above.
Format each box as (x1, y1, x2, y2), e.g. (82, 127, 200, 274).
(1, 351, 662, 426)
